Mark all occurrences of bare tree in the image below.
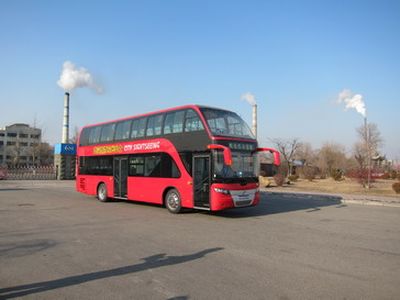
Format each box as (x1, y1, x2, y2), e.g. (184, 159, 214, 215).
(69, 126, 80, 144)
(7, 143, 22, 167)
(316, 143, 347, 178)
(354, 122, 383, 188)
(37, 142, 54, 165)
(295, 142, 316, 166)
(271, 138, 301, 176)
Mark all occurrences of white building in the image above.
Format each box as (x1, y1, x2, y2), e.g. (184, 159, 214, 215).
(0, 123, 41, 166)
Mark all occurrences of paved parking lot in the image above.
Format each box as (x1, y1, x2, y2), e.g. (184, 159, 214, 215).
(0, 181, 399, 299)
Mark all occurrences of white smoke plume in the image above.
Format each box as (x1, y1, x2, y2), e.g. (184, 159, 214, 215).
(57, 61, 103, 93)
(337, 89, 366, 117)
(241, 92, 257, 106)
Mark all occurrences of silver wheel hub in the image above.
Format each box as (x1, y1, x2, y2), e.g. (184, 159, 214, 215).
(167, 193, 179, 209)
(99, 186, 106, 199)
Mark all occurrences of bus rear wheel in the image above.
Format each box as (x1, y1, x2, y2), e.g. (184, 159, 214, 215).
(97, 183, 109, 202)
(165, 189, 182, 214)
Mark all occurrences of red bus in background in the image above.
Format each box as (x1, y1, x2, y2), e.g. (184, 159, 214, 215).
(76, 105, 280, 213)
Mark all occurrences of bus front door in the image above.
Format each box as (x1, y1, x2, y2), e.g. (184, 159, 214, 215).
(193, 155, 210, 209)
(114, 157, 128, 198)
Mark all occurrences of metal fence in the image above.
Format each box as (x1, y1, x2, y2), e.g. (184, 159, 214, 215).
(0, 166, 56, 180)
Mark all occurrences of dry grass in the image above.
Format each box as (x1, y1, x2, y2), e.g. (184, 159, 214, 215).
(266, 177, 400, 198)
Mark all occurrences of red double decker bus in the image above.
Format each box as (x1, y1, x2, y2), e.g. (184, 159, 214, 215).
(76, 105, 280, 213)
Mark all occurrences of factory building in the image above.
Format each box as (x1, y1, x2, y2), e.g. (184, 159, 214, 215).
(0, 123, 41, 166)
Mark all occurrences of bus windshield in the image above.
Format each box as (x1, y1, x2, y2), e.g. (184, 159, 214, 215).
(213, 151, 258, 181)
(200, 108, 255, 139)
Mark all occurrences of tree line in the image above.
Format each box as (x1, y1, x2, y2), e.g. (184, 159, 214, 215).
(267, 122, 397, 188)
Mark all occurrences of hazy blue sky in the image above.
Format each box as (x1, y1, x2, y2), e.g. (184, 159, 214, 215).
(1, 0, 399, 158)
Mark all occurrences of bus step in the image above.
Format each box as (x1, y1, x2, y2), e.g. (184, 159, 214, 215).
(193, 206, 211, 211)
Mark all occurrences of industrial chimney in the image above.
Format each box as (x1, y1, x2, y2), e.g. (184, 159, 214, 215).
(252, 103, 257, 139)
(62, 92, 70, 143)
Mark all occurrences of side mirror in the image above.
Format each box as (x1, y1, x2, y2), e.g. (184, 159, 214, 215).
(207, 144, 232, 166)
(253, 147, 281, 166)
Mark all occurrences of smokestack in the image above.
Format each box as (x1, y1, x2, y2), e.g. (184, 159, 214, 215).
(62, 92, 70, 143)
(252, 104, 257, 139)
(240, 92, 257, 139)
(364, 116, 367, 134)
(364, 116, 371, 189)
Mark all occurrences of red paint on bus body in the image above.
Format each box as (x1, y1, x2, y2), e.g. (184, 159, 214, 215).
(76, 104, 279, 212)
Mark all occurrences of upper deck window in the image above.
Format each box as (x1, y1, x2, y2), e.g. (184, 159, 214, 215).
(146, 114, 163, 137)
(100, 123, 116, 143)
(115, 120, 132, 141)
(131, 118, 147, 139)
(184, 110, 204, 132)
(89, 126, 102, 144)
(164, 111, 185, 134)
(200, 108, 255, 139)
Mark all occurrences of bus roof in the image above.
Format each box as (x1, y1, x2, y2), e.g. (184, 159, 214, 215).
(80, 104, 232, 129)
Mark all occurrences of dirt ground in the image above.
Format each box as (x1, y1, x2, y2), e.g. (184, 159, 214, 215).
(261, 177, 400, 198)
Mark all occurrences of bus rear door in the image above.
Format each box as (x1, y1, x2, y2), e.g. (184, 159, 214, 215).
(114, 156, 128, 198)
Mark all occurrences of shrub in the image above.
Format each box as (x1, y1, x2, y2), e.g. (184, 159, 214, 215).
(381, 172, 390, 180)
(273, 174, 285, 186)
(303, 166, 317, 181)
(330, 169, 343, 181)
(288, 175, 299, 182)
(392, 182, 400, 194)
(347, 168, 375, 188)
(391, 170, 398, 180)
(259, 176, 271, 188)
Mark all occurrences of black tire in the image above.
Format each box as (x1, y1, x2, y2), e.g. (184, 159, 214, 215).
(165, 189, 182, 213)
(97, 183, 109, 202)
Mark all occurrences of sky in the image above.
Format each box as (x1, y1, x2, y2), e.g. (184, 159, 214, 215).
(1, 0, 399, 158)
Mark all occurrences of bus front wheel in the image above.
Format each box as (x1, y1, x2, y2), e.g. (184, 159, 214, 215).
(165, 189, 182, 214)
(97, 183, 109, 202)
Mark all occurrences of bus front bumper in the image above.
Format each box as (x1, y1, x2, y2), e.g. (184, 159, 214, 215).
(210, 184, 260, 211)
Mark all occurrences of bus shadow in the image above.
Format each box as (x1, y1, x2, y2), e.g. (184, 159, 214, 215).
(213, 191, 344, 218)
(0, 247, 223, 299)
(116, 199, 199, 214)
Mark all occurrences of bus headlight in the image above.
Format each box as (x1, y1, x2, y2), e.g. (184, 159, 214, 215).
(214, 188, 230, 195)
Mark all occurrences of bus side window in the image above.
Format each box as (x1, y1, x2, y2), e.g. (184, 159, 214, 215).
(163, 111, 185, 134)
(174, 111, 185, 133)
(79, 128, 90, 146)
(89, 126, 101, 144)
(161, 153, 181, 178)
(79, 157, 87, 174)
(146, 115, 163, 137)
(115, 120, 132, 141)
(145, 155, 162, 177)
(179, 152, 192, 174)
(164, 113, 174, 134)
(129, 156, 144, 176)
(184, 110, 204, 132)
(131, 118, 147, 139)
(100, 123, 116, 143)
(146, 117, 155, 137)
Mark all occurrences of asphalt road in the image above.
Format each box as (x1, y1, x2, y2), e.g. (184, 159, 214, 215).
(0, 181, 399, 299)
